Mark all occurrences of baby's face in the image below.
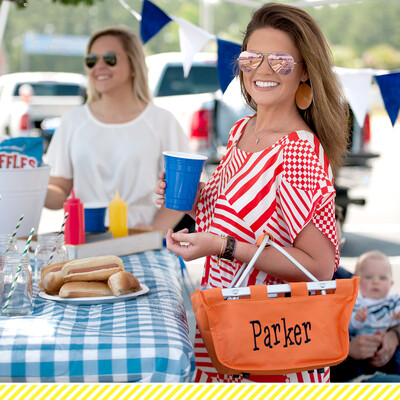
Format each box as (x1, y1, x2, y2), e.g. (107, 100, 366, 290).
(359, 259, 393, 300)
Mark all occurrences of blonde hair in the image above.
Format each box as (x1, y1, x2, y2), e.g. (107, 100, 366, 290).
(85, 26, 152, 104)
(354, 250, 392, 277)
(238, 3, 349, 175)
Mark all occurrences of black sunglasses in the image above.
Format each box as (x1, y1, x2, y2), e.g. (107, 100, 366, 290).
(85, 52, 117, 69)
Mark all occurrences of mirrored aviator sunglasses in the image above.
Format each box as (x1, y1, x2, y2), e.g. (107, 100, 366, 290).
(238, 51, 301, 76)
(85, 52, 117, 69)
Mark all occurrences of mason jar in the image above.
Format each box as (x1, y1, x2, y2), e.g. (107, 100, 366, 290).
(0, 253, 33, 316)
(34, 233, 68, 283)
(0, 234, 18, 254)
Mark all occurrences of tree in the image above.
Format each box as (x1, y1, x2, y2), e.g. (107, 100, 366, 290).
(0, 0, 97, 5)
(363, 44, 400, 70)
(2, 0, 400, 73)
(50, 0, 98, 4)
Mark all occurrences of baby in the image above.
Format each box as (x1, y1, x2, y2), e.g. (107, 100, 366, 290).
(349, 250, 400, 336)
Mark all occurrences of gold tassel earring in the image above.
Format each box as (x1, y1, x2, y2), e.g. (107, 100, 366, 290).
(295, 82, 313, 110)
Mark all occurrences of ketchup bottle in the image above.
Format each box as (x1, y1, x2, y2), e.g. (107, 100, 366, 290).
(108, 190, 128, 238)
(63, 188, 85, 245)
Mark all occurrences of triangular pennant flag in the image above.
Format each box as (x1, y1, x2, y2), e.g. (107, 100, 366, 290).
(172, 16, 215, 77)
(140, 0, 172, 44)
(217, 38, 242, 93)
(334, 67, 374, 127)
(375, 72, 400, 127)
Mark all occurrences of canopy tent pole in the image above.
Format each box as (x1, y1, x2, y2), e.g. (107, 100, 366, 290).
(0, 1, 11, 48)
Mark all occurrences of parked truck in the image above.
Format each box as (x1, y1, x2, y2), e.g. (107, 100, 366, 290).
(0, 72, 87, 143)
(147, 52, 222, 161)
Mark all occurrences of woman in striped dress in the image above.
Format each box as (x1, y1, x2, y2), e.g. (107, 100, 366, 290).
(156, 3, 349, 382)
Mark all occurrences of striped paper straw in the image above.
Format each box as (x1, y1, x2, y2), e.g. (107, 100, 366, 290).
(47, 212, 69, 264)
(5, 214, 24, 253)
(2, 228, 35, 312)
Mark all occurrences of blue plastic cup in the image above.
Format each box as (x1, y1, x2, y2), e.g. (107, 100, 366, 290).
(163, 151, 208, 211)
(84, 202, 107, 233)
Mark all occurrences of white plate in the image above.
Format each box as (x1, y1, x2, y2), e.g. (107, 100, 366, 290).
(38, 284, 149, 305)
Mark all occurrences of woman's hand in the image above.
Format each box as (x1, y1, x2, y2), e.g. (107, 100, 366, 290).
(165, 228, 221, 261)
(348, 333, 382, 360)
(154, 172, 205, 219)
(191, 181, 206, 218)
(154, 172, 167, 206)
(370, 330, 399, 367)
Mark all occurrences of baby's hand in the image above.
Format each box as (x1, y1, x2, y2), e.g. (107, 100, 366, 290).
(392, 311, 400, 322)
(355, 307, 368, 322)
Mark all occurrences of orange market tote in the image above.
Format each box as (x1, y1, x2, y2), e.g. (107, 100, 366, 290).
(191, 234, 359, 376)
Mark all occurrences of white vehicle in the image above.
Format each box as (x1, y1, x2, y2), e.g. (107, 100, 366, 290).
(0, 72, 87, 139)
(147, 52, 252, 163)
(147, 52, 224, 160)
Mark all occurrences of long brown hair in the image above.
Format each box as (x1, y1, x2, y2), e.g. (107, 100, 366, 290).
(239, 3, 349, 175)
(85, 26, 152, 104)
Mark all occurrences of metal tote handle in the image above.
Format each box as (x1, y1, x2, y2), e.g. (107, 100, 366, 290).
(231, 233, 319, 289)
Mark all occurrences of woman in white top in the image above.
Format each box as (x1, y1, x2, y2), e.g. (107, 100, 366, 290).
(45, 27, 189, 234)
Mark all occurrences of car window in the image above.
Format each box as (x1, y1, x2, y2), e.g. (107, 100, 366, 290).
(157, 66, 219, 97)
(13, 83, 85, 97)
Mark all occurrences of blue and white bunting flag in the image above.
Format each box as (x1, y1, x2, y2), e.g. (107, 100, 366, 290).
(140, 0, 172, 44)
(375, 71, 400, 126)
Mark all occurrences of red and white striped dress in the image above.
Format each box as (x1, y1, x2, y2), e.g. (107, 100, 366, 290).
(194, 116, 339, 383)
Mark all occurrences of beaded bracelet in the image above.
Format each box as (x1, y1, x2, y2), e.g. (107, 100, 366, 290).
(216, 235, 227, 267)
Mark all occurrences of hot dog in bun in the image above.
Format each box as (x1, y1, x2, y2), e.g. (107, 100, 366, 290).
(107, 271, 142, 297)
(59, 281, 113, 298)
(39, 260, 69, 294)
(62, 255, 124, 282)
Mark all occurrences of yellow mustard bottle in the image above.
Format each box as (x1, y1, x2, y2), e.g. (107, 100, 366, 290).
(108, 190, 128, 238)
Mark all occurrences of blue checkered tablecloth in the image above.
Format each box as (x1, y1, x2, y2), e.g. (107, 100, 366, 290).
(0, 249, 195, 382)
